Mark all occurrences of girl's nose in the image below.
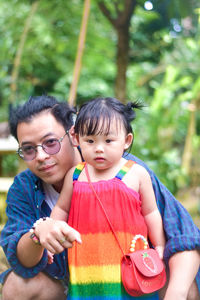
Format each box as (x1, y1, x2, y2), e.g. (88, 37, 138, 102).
(95, 144, 104, 152)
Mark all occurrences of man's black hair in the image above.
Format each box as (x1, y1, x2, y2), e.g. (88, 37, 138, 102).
(9, 95, 76, 141)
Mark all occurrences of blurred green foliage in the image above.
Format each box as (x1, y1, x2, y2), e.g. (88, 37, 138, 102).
(0, 193, 7, 223)
(2, 154, 19, 177)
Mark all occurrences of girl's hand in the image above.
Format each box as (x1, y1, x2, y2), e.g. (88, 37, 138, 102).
(155, 245, 164, 260)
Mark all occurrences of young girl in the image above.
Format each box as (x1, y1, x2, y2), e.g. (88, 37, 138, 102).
(51, 97, 166, 299)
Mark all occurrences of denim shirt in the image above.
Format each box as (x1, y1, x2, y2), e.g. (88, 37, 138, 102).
(0, 153, 199, 291)
(0, 169, 67, 283)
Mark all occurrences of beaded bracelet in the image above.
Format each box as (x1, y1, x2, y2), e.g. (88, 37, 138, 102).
(30, 232, 41, 245)
(29, 217, 50, 245)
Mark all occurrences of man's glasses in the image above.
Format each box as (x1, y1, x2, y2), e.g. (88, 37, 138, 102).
(17, 132, 68, 161)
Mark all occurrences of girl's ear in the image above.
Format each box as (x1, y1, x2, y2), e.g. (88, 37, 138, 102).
(69, 126, 79, 147)
(124, 133, 133, 150)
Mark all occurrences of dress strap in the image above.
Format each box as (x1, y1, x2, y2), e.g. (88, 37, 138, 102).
(73, 162, 86, 181)
(115, 160, 136, 180)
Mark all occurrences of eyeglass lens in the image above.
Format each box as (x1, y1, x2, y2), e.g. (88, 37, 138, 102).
(19, 138, 61, 161)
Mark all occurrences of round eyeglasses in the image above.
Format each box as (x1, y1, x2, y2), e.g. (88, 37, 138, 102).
(17, 132, 68, 161)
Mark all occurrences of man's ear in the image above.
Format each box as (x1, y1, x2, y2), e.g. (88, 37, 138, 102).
(124, 133, 133, 150)
(69, 126, 79, 147)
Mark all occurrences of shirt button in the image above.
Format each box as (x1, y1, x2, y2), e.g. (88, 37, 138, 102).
(54, 276, 58, 279)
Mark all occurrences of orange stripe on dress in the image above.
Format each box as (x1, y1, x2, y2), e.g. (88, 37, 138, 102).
(68, 232, 148, 267)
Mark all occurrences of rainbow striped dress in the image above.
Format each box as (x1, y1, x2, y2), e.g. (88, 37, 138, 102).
(67, 161, 159, 300)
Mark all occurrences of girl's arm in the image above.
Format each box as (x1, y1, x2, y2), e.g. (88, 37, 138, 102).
(50, 167, 74, 221)
(138, 165, 166, 258)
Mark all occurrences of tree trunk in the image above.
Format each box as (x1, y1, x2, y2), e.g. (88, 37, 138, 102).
(181, 103, 196, 174)
(10, 0, 39, 103)
(68, 0, 91, 106)
(98, 0, 136, 103)
(115, 25, 129, 102)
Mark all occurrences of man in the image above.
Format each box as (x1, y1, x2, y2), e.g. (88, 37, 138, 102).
(0, 95, 199, 300)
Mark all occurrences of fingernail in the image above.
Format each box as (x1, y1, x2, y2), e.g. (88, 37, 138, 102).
(77, 237, 82, 244)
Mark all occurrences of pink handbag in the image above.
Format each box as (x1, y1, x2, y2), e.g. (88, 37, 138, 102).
(121, 235, 166, 296)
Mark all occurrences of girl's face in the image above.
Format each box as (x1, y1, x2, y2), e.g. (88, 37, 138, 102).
(76, 118, 133, 170)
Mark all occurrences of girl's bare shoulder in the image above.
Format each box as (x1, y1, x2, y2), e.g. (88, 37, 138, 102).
(131, 162, 149, 175)
(128, 162, 151, 184)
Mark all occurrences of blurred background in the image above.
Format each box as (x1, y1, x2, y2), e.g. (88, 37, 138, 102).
(0, 0, 200, 278)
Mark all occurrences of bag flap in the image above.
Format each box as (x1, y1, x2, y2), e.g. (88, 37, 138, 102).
(127, 249, 164, 277)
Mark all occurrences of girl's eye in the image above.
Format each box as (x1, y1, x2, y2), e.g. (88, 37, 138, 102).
(87, 139, 94, 144)
(106, 139, 112, 143)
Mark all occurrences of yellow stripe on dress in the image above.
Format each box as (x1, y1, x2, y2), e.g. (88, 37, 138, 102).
(69, 264, 121, 284)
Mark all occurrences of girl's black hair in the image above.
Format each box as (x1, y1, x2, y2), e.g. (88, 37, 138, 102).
(74, 97, 142, 136)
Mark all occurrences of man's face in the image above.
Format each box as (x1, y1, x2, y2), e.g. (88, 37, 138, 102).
(17, 111, 76, 192)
